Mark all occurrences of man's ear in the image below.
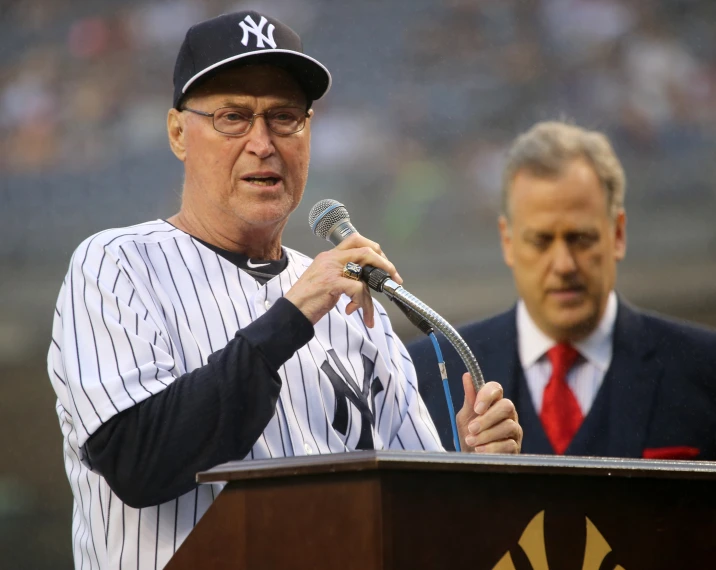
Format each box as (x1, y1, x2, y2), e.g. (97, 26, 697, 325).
(498, 215, 515, 268)
(167, 109, 186, 161)
(305, 108, 314, 132)
(614, 209, 627, 262)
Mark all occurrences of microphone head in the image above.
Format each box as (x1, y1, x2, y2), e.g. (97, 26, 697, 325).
(309, 199, 350, 240)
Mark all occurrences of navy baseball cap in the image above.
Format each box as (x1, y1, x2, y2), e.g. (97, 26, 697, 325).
(172, 11, 332, 109)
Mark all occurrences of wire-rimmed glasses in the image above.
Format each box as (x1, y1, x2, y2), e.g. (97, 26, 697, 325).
(181, 106, 310, 136)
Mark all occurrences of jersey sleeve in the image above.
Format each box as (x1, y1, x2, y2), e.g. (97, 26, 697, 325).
(56, 235, 179, 448)
(52, 235, 315, 508)
(375, 306, 445, 452)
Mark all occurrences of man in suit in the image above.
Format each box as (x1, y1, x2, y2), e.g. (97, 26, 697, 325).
(409, 121, 716, 459)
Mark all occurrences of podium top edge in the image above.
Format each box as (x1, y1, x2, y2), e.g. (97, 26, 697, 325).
(196, 450, 716, 484)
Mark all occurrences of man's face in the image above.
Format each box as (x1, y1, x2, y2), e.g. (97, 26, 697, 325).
(170, 65, 311, 233)
(499, 158, 626, 341)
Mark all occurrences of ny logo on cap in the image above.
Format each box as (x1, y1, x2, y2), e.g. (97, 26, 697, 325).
(239, 15, 277, 49)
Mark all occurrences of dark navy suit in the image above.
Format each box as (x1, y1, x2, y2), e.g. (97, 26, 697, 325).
(408, 300, 716, 459)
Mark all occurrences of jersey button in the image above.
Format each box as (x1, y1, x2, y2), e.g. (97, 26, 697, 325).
(304, 442, 313, 455)
(264, 300, 271, 310)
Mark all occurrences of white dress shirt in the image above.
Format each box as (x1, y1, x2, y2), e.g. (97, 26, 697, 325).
(517, 291, 618, 416)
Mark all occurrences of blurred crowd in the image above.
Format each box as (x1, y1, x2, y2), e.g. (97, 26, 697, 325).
(0, 2, 713, 162)
(1, 0, 715, 252)
(0, 0, 209, 173)
(397, 0, 716, 218)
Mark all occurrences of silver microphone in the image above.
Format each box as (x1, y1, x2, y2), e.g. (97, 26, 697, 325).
(309, 199, 358, 246)
(308, 199, 485, 391)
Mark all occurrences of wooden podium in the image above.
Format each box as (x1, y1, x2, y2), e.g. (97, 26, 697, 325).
(165, 451, 716, 570)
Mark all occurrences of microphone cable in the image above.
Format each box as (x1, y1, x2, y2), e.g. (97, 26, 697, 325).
(387, 295, 461, 452)
(428, 332, 461, 452)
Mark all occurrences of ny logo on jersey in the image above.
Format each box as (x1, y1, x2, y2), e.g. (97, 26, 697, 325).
(238, 15, 277, 49)
(321, 349, 384, 450)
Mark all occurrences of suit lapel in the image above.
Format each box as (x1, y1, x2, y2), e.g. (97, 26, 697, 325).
(471, 307, 519, 400)
(599, 300, 663, 457)
(471, 308, 555, 454)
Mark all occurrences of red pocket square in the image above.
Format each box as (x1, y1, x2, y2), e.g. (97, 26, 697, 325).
(643, 446, 700, 460)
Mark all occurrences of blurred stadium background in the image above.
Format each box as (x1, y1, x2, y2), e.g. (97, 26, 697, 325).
(1, 0, 715, 567)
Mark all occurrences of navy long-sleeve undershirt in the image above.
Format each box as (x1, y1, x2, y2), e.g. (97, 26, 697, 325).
(82, 296, 314, 509)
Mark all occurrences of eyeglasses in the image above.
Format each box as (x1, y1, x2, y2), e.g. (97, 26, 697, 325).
(181, 106, 310, 136)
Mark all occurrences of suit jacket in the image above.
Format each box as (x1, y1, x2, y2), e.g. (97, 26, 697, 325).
(408, 299, 716, 459)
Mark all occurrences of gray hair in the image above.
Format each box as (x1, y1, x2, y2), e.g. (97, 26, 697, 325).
(501, 121, 625, 220)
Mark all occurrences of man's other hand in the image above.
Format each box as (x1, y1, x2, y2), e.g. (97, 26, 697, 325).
(456, 377, 522, 454)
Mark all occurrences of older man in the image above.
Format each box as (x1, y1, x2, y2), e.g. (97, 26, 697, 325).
(410, 121, 716, 458)
(47, 11, 521, 570)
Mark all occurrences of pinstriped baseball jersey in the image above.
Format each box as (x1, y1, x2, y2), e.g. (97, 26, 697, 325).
(48, 219, 442, 570)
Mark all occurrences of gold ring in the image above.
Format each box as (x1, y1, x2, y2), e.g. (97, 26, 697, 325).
(342, 262, 362, 281)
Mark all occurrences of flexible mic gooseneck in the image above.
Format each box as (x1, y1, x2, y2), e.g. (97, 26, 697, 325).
(308, 199, 485, 394)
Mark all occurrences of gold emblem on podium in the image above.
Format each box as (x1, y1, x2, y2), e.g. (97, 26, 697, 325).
(493, 510, 625, 570)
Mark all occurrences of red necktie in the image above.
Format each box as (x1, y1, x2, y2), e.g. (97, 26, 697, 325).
(540, 343, 582, 454)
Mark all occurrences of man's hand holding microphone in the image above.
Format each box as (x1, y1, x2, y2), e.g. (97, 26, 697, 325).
(285, 200, 522, 454)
